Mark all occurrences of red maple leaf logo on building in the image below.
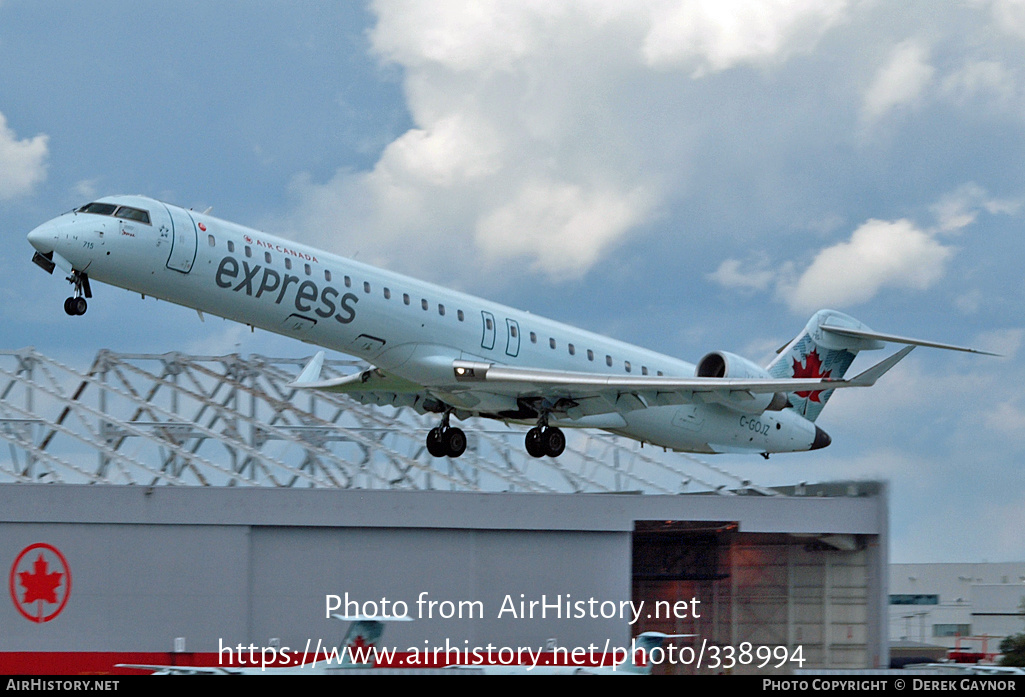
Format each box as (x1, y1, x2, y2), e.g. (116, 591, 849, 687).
(18, 553, 63, 605)
(792, 349, 831, 402)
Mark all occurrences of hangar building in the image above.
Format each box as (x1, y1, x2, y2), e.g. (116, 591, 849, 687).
(0, 350, 889, 674)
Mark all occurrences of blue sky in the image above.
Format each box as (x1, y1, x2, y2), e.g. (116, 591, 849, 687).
(2, 1, 1024, 562)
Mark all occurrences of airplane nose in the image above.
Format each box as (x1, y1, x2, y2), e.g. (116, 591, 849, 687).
(27, 222, 56, 253)
(810, 425, 831, 450)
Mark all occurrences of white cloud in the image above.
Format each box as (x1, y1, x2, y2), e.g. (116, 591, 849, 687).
(707, 257, 775, 292)
(281, 1, 856, 284)
(73, 178, 99, 201)
(990, 0, 1025, 38)
(781, 218, 953, 313)
(713, 183, 1019, 313)
(862, 40, 935, 122)
(641, 0, 849, 75)
(0, 111, 48, 200)
(974, 328, 1024, 357)
(931, 182, 1021, 232)
(475, 179, 653, 277)
(941, 60, 1019, 109)
(984, 401, 1025, 440)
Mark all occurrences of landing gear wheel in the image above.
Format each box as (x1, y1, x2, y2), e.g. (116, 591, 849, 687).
(542, 426, 566, 458)
(426, 427, 447, 458)
(525, 427, 545, 458)
(444, 427, 467, 458)
(64, 297, 87, 316)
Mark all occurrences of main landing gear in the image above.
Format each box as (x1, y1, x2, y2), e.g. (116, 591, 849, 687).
(63, 271, 91, 316)
(524, 418, 565, 459)
(426, 411, 467, 458)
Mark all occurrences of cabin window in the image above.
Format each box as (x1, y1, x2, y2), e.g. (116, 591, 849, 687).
(284, 258, 292, 270)
(657, 371, 664, 376)
(304, 263, 311, 276)
(227, 241, 235, 253)
(364, 281, 371, 294)
(587, 349, 594, 361)
(457, 310, 464, 321)
(403, 293, 410, 305)
(486, 317, 493, 330)
(624, 361, 632, 373)
(509, 324, 517, 337)
(244, 246, 252, 258)
(384, 287, 391, 299)
(324, 270, 332, 282)
(344, 276, 351, 288)
(264, 252, 272, 263)
(641, 366, 648, 376)
(530, 332, 537, 343)
(438, 304, 445, 316)
(421, 299, 428, 311)
(606, 355, 613, 367)
(208, 235, 215, 247)
(568, 343, 575, 355)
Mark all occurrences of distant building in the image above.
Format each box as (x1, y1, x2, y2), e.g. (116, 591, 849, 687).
(889, 563, 1025, 660)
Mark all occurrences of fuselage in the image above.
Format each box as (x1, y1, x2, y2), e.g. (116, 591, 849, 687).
(26, 195, 823, 455)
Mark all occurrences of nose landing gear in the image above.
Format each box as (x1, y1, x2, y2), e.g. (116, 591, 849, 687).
(63, 296, 87, 316)
(63, 271, 92, 316)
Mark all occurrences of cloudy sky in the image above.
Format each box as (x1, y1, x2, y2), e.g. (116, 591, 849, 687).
(2, 0, 1024, 563)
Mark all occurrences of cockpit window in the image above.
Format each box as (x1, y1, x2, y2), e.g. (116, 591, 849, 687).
(115, 206, 150, 224)
(77, 202, 118, 216)
(75, 202, 151, 225)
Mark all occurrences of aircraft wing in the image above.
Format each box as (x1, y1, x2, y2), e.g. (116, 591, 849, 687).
(445, 347, 914, 417)
(289, 356, 433, 411)
(116, 664, 242, 675)
(291, 347, 914, 419)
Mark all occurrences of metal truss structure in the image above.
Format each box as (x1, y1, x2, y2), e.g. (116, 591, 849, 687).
(0, 348, 777, 495)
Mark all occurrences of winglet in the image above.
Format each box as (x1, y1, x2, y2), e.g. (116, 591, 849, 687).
(292, 351, 325, 385)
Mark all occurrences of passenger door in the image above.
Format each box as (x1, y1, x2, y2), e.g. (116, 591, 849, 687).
(164, 206, 198, 273)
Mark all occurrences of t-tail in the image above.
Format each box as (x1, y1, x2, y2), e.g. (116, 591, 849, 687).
(617, 632, 694, 675)
(332, 613, 413, 667)
(766, 310, 877, 422)
(767, 309, 996, 422)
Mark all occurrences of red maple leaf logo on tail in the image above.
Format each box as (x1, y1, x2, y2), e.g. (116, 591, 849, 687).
(349, 635, 374, 650)
(792, 349, 831, 402)
(19, 553, 63, 604)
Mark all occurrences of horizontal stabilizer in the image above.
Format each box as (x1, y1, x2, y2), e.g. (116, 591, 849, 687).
(821, 322, 1000, 356)
(332, 613, 414, 623)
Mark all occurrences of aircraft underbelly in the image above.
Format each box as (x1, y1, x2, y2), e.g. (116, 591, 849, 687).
(618, 404, 816, 454)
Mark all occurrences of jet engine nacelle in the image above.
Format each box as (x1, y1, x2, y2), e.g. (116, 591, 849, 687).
(695, 351, 789, 414)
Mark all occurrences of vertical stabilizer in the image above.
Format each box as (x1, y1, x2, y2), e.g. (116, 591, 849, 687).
(766, 310, 884, 422)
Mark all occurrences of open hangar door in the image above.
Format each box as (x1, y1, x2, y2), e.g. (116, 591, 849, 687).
(632, 521, 873, 674)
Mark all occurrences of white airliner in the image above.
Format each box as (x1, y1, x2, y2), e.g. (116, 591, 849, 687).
(26, 195, 993, 460)
(117, 614, 409, 674)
